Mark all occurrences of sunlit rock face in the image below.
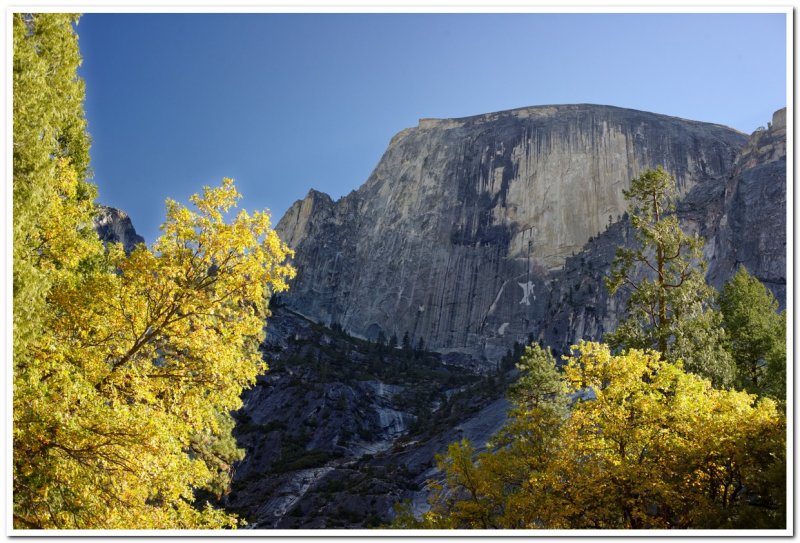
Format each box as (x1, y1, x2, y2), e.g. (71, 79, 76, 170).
(227, 107, 784, 528)
(275, 104, 757, 364)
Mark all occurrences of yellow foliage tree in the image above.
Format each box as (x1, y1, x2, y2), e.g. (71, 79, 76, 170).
(13, 13, 94, 382)
(547, 342, 784, 529)
(13, 13, 295, 529)
(398, 345, 567, 529)
(14, 178, 294, 528)
(400, 343, 785, 530)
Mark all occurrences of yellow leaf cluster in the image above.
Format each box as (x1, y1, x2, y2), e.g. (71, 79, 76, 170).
(14, 179, 295, 529)
(405, 342, 785, 529)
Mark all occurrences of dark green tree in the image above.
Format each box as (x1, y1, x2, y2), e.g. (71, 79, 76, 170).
(402, 331, 412, 354)
(605, 166, 734, 387)
(506, 344, 566, 413)
(720, 266, 786, 398)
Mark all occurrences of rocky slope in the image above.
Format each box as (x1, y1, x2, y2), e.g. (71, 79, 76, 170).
(225, 306, 508, 528)
(275, 104, 760, 363)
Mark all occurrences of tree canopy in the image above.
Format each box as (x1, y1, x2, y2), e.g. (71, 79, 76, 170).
(398, 342, 785, 529)
(13, 13, 93, 383)
(13, 14, 295, 529)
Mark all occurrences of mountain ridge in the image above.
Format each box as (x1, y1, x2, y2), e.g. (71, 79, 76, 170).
(413, 102, 749, 132)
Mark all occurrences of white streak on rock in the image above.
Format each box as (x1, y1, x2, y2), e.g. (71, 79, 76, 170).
(518, 281, 535, 305)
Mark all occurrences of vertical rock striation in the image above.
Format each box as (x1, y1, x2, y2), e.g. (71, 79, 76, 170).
(528, 108, 786, 354)
(707, 108, 787, 303)
(275, 104, 757, 363)
(229, 107, 785, 527)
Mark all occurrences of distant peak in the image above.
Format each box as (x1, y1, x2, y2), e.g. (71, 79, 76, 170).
(771, 107, 786, 130)
(93, 204, 145, 253)
(95, 204, 130, 220)
(303, 188, 333, 204)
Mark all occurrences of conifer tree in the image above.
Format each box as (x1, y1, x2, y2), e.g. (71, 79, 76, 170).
(402, 331, 412, 354)
(605, 166, 734, 387)
(720, 266, 786, 399)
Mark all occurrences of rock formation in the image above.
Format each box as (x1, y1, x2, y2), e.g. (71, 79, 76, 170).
(93, 204, 145, 253)
(226, 306, 506, 528)
(706, 108, 786, 301)
(275, 104, 765, 363)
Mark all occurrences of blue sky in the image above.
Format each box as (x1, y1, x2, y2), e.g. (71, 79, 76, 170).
(77, 13, 787, 244)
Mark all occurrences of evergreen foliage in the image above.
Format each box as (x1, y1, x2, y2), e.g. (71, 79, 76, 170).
(605, 166, 734, 387)
(402, 331, 412, 353)
(720, 266, 786, 399)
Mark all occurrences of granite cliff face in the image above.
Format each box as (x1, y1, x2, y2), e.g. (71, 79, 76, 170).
(508, 108, 786, 354)
(276, 104, 752, 363)
(706, 108, 786, 301)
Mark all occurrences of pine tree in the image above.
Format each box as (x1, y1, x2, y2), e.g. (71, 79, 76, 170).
(402, 331, 412, 354)
(605, 166, 734, 387)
